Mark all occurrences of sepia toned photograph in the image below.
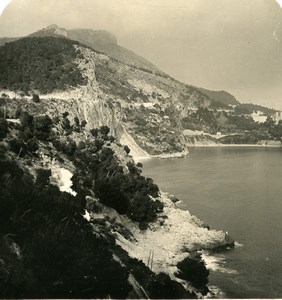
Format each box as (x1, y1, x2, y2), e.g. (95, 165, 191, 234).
(0, 0, 282, 298)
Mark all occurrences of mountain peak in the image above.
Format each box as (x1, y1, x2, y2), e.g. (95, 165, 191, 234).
(35, 24, 68, 37)
(45, 24, 60, 30)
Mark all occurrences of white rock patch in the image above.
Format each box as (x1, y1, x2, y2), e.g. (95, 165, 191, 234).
(51, 167, 77, 196)
(127, 79, 170, 99)
(83, 210, 91, 221)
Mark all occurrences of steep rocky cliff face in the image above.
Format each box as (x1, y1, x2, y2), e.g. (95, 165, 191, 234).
(0, 36, 225, 156)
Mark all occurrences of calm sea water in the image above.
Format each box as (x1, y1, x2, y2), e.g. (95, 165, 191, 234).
(142, 147, 282, 298)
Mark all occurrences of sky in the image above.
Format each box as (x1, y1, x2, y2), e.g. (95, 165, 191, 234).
(0, 0, 282, 109)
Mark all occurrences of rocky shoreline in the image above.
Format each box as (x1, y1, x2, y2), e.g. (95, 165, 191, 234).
(97, 191, 235, 296)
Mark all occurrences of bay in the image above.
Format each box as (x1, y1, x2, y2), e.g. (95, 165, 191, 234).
(142, 147, 282, 298)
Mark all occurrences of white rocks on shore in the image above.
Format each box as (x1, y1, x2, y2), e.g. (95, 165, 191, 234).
(113, 192, 233, 281)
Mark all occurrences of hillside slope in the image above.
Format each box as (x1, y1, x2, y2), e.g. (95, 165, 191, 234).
(197, 87, 240, 106)
(0, 109, 234, 298)
(0, 36, 224, 155)
(1, 34, 280, 152)
(0, 24, 161, 74)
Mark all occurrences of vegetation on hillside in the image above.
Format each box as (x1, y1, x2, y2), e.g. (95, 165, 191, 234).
(197, 88, 239, 106)
(236, 103, 276, 116)
(0, 37, 86, 93)
(0, 122, 131, 298)
(181, 107, 282, 144)
(1, 109, 203, 298)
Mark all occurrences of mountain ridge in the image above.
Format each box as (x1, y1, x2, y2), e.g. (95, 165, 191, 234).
(197, 87, 240, 106)
(0, 28, 281, 153)
(0, 24, 160, 75)
(0, 36, 222, 155)
(4, 24, 278, 115)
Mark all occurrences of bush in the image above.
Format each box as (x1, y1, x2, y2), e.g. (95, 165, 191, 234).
(20, 111, 33, 129)
(62, 139, 77, 156)
(0, 156, 131, 299)
(77, 141, 86, 150)
(33, 115, 53, 140)
(90, 128, 99, 137)
(9, 138, 25, 156)
(36, 168, 51, 187)
(124, 145, 130, 154)
(26, 137, 38, 153)
(100, 125, 110, 135)
(32, 94, 40, 102)
(81, 120, 87, 128)
(0, 118, 8, 139)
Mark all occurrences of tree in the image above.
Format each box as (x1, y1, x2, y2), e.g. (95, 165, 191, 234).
(77, 141, 86, 150)
(136, 162, 143, 168)
(62, 139, 77, 156)
(26, 137, 38, 153)
(100, 125, 110, 135)
(81, 120, 87, 128)
(124, 145, 130, 154)
(20, 112, 33, 129)
(90, 128, 99, 137)
(36, 168, 51, 187)
(62, 117, 71, 132)
(62, 112, 69, 119)
(33, 115, 53, 140)
(0, 118, 8, 139)
(9, 138, 25, 157)
(74, 116, 80, 127)
(73, 117, 80, 132)
(32, 94, 40, 103)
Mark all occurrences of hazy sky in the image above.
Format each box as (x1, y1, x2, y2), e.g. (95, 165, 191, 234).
(0, 0, 282, 109)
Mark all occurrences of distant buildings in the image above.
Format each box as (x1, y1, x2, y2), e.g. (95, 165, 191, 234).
(273, 111, 282, 124)
(250, 111, 267, 123)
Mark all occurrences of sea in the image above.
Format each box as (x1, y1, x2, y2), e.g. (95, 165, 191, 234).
(141, 146, 282, 298)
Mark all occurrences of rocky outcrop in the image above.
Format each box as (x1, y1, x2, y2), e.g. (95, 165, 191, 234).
(89, 191, 234, 295)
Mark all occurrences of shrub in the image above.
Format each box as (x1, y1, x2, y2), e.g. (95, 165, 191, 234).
(81, 120, 87, 128)
(20, 111, 33, 129)
(26, 137, 38, 153)
(77, 141, 86, 150)
(34, 115, 52, 138)
(36, 168, 51, 187)
(124, 145, 130, 154)
(62, 139, 77, 156)
(90, 128, 99, 137)
(32, 94, 40, 102)
(9, 138, 25, 157)
(136, 162, 143, 168)
(0, 118, 8, 139)
(100, 125, 110, 136)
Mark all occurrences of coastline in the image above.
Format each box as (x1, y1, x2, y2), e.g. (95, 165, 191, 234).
(133, 143, 281, 162)
(132, 150, 189, 162)
(112, 191, 234, 291)
(188, 143, 282, 148)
